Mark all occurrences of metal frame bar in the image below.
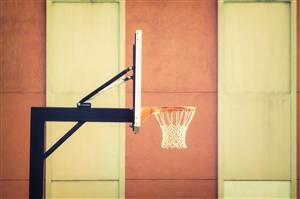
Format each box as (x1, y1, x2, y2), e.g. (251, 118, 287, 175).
(29, 107, 133, 198)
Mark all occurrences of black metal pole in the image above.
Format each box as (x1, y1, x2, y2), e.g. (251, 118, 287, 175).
(44, 121, 85, 159)
(29, 110, 46, 199)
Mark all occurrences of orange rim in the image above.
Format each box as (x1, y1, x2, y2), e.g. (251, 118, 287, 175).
(141, 106, 196, 123)
(150, 106, 195, 113)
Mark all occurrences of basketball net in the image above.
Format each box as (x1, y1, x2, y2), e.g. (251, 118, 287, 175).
(142, 106, 196, 149)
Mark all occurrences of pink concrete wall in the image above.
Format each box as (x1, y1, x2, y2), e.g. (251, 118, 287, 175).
(126, 1, 217, 198)
(0, 0, 45, 198)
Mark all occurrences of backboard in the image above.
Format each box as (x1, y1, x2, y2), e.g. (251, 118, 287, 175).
(133, 30, 142, 132)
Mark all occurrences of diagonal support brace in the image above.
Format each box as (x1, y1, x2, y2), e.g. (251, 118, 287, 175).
(44, 121, 85, 159)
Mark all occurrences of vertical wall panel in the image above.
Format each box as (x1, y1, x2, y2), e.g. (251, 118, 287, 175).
(126, 0, 217, 198)
(47, 1, 124, 198)
(222, 1, 290, 179)
(219, 1, 296, 198)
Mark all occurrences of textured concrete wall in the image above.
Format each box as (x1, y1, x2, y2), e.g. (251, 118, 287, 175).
(0, 0, 45, 198)
(125, 1, 217, 198)
(1, 0, 299, 198)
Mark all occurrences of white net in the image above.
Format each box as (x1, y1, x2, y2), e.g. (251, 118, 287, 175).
(154, 107, 196, 149)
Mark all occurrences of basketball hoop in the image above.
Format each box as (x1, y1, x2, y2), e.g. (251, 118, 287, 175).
(141, 106, 196, 149)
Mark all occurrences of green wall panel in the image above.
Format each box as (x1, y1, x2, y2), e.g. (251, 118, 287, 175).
(218, 0, 296, 198)
(222, 2, 290, 179)
(46, 1, 125, 198)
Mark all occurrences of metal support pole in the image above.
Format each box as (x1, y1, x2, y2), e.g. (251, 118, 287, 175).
(29, 107, 133, 199)
(29, 110, 45, 199)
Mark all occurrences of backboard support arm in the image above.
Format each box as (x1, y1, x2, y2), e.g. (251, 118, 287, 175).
(29, 107, 133, 199)
(30, 30, 142, 198)
(77, 66, 133, 107)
